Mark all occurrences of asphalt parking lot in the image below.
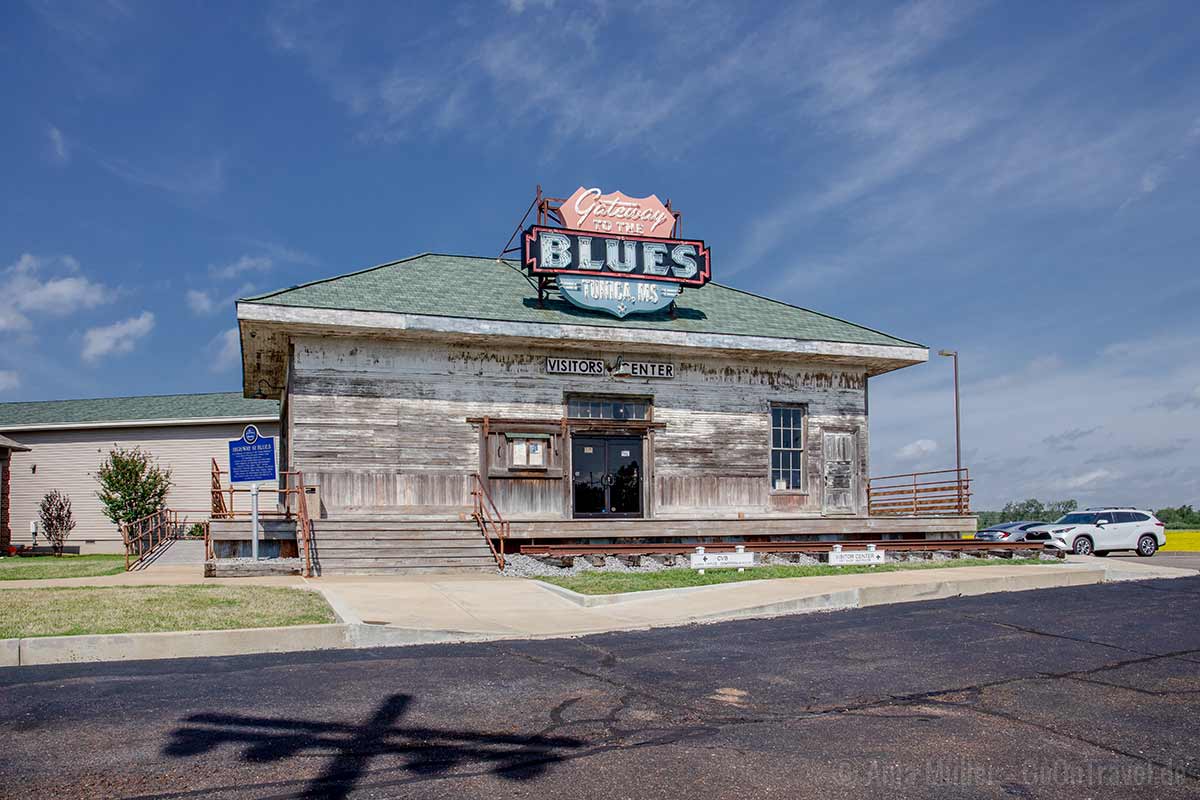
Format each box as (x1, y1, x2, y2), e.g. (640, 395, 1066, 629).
(1, 576, 1198, 799)
(1112, 552, 1200, 571)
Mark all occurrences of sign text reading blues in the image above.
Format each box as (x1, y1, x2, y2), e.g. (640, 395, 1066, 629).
(524, 226, 711, 287)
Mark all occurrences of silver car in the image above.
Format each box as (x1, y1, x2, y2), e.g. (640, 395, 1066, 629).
(974, 521, 1046, 542)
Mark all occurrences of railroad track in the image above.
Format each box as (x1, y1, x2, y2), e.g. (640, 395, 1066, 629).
(519, 539, 1047, 557)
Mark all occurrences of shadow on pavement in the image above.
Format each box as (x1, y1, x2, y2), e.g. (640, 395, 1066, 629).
(163, 693, 585, 799)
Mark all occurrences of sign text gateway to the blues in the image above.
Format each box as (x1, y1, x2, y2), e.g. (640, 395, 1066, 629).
(524, 226, 710, 286)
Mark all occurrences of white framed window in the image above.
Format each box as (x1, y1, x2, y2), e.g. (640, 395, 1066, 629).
(770, 405, 805, 491)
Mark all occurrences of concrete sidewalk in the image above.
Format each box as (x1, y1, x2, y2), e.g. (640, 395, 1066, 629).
(313, 556, 1192, 638)
(2, 556, 1194, 666)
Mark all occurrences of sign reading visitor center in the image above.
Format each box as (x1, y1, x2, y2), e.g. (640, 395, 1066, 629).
(545, 357, 675, 379)
(524, 187, 711, 319)
(228, 424, 277, 484)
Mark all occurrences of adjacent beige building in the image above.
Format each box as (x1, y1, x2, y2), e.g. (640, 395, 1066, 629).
(0, 393, 278, 554)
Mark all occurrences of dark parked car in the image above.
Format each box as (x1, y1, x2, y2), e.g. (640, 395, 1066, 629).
(974, 521, 1046, 542)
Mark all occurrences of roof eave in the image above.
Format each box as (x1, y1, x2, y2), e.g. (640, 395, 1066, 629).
(237, 302, 927, 388)
(0, 414, 280, 434)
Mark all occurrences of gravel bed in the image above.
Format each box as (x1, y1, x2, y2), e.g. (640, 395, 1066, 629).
(502, 553, 687, 578)
(766, 553, 820, 566)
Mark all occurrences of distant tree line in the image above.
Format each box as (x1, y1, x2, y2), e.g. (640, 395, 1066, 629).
(976, 499, 1078, 530)
(1155, 505, 1200, 529)
(978, 500, 1200, 530)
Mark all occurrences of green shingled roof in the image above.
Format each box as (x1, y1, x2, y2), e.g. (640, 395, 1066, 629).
(243, 254, 923, 349)
(0, 392, 279, 430)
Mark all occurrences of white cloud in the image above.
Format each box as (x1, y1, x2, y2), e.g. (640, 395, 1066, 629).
(0, 308, 32, 333)
(81, 311, 155, 363)
(210, 328, 242, 373)
(99, 154, 226, 197)
(503, 0, 555, 14)
(208, 255, 273, 280)
(1119, 116, 1200, 210)
(1057, 468, 1116, 491)
(0, 370, 19, 392)
(47, 126, 70, 164)
(186, 283, 257, 316)
(896, 438, 938, 460)
(186, 289, 215, 315)
(239, 240, 318, 266)
(2, 253, 114, 326)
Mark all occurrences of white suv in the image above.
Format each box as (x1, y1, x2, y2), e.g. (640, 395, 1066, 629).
(1027, 508, 1167, 557)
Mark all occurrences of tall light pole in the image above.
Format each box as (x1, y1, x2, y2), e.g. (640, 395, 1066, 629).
(938, 350, 962, 512)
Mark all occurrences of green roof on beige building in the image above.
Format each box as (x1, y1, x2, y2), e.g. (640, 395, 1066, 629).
(0, 392, 279, 431)
(242, 253, 924, 350)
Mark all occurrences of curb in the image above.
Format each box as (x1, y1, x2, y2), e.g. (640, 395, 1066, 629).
(0, 623, 503, 668)
(532, 578, 769, 607)
(6, 624, 351, 667)
(2, 561, 1194, 668)
(535, 563, 1094, 608)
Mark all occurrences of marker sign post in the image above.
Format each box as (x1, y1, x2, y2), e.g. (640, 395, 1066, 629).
(690, 546, 754, 575)
(828, 544, 885, 566)
(228, 425, 277, 559)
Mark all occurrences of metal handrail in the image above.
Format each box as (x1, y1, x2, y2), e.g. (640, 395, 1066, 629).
(211, 458, 229, 519)
(211, 460, 306, 519)
(470, 474, 508, 570)
(292, 470, 314, 578)
(868, 468, 971, 517)
(120, 508, 180, 570)
(869, 467, 971, 482)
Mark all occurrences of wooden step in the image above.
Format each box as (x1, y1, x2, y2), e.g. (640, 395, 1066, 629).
(316, 556, 498, 568)
(318, 564, 497, 575)
(314, 525, 482, 532)
(315, 546, 494, 559)
(310, 514, 500, 574)
(312, 529, 484, 539)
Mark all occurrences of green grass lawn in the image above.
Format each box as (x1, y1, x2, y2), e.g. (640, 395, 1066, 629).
(1164, 530, 1200, 552)
(0, 585, 336, 639)
(0, 554, 127, 581)
(538, 557, 1052, 595)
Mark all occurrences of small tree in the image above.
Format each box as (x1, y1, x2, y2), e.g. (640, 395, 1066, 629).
(39, 490, 77, 556)
(95, 446, 173, 527)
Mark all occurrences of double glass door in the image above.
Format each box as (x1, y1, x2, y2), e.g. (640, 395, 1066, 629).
(572, 437, 642, 517)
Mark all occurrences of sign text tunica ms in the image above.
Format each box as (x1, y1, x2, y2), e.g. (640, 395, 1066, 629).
(524, 187, 711, 319)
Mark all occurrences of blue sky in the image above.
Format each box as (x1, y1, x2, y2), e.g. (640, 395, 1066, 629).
(3, 0, 1198, 509)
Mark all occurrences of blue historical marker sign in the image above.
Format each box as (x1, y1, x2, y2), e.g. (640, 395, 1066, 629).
(229, 424, 277, 484)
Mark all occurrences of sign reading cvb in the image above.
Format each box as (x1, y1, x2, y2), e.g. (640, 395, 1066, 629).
(524, 226, 711, 287)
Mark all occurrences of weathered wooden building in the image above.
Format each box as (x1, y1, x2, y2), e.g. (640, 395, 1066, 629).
(236, 253, 970, 573)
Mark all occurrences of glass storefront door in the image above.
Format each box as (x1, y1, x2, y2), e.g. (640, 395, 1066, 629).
(571, 436, 642, 517)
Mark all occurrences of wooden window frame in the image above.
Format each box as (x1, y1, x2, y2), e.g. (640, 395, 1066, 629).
(768, 402, 808, 495)
(484, 423, 564, 479)
(564, 392, 654, 423)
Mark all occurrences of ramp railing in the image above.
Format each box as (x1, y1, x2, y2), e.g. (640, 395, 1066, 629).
(470, 474, 508, 570)
(868, 468, 971, 517)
